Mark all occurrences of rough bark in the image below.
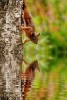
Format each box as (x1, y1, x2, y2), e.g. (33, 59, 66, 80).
(0, 0, 23, 99)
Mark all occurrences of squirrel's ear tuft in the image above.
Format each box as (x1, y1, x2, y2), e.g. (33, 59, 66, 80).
(37, 33, 40, 36)
(31, 32, 34, 36)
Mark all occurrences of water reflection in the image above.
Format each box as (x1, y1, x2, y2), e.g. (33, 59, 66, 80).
(23, 40, 67, 100)
(0, 51, 67, 100)
(21, 59, 39, 100)
(24, 58, 67, 100)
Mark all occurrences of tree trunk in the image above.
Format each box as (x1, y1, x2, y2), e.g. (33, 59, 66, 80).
(0, 0, 23, 99)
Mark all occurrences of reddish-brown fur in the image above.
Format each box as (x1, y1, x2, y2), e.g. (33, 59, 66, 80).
(19, 0, 40, 44)
(21, 59, 40, 100)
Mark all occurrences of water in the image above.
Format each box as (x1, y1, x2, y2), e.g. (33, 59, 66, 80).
(24, 57, 67, 100)
(22, 38, 67, 100)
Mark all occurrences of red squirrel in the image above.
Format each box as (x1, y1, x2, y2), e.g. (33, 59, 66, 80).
(19, 0, 40, 45)
(21, 59, 40, 100)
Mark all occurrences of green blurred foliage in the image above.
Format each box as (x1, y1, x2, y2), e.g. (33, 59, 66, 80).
(22, 0, 67, 99)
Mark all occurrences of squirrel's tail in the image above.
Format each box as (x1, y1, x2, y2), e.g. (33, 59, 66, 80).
(22, 0, 27, 10)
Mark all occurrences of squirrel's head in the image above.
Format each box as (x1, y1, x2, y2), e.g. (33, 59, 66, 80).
(29, 60, 40, 72)
(30, 32, 40, 44)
